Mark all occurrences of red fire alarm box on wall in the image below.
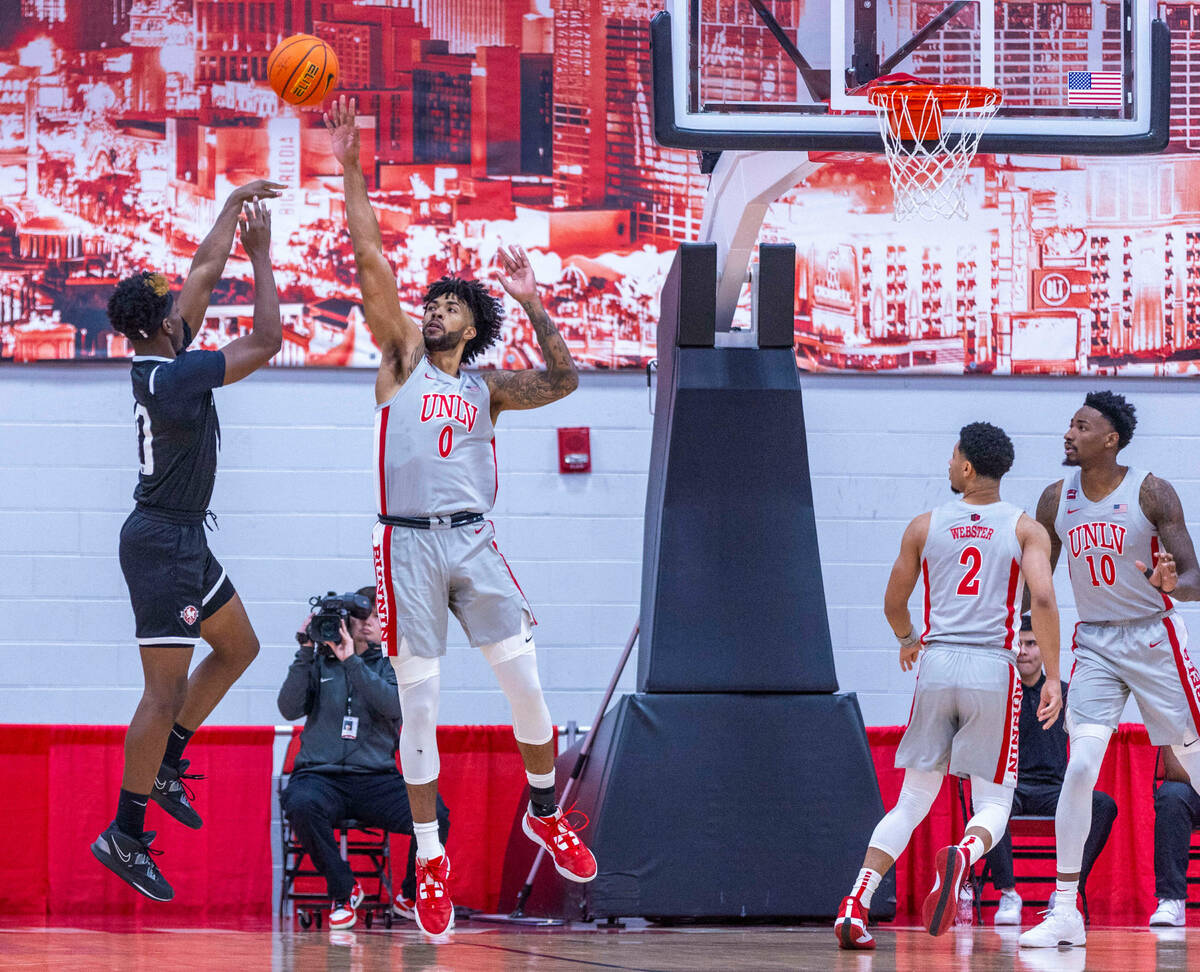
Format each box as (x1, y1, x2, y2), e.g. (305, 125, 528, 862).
(557, 427, 591, 473)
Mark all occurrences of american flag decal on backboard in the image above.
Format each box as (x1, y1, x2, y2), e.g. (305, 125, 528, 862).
(1067, 72, 1123, 107)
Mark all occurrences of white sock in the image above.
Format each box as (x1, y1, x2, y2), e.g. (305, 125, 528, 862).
(1055, 879, 1078, 914)
(526, 769, 556, 789)
(851, 867, 883, 909)
(413, 819, 443, 861)
(958, 834, 987, 866)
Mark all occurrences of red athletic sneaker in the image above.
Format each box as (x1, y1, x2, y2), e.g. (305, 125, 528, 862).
(834, 895, 875, 950)
(522, 808, 597, 883)
(329, 881, 364, 930)
(414, 854, 454, 936)
(923, 845, 970, 937)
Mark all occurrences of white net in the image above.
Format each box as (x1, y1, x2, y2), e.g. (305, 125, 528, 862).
(867, 86, 1002, 222)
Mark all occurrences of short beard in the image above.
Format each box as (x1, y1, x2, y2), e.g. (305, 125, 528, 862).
(424, 330, 465, 354)
(950, 485, 962, 495)
(1061, 456, 1080, 467)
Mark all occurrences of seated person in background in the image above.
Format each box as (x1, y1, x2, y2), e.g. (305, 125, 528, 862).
(1151, 745, 1200, 927)
(278, 587, 450, 929)
(985, 615, 1117, 925)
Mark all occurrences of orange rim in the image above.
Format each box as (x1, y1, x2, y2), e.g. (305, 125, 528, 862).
(867, 84, 1003, 141)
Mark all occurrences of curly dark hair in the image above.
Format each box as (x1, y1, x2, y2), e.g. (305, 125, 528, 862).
(958, 421, 1015, 481)
(422, 276, 504, 365)
(1084, 390, 1136, 449)
(108, 271, 172, 340)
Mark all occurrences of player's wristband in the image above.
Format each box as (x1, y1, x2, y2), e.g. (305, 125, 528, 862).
(897, 630, 919, 649)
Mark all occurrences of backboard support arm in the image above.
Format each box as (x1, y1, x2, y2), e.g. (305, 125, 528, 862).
(698, 151, 820, 333)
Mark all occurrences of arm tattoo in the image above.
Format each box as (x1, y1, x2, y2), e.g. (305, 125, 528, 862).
(1036, 481, 1063, 569)
(1142, 475, 1200, 600)
(488, 300, 579, 410)
(1024, 481, 1062, 613)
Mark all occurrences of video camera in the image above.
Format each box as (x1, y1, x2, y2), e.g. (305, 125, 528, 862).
(300, 591, 373, 649)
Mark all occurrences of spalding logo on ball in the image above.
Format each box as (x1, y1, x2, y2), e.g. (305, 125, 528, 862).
(268, 34, 339, 107)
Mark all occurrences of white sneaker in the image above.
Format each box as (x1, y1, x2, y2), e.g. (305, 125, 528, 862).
(1149, 898, 1186, 927)
(993, 889, 1022, 925)
(1019, 907, 1086, 948)
(329, 881, 365, 930)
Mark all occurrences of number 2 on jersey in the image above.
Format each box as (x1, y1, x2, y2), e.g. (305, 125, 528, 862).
(134, 403, 154, 475)
(956, 546, 982, 596)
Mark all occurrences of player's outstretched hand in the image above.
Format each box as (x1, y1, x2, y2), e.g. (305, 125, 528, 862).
(239, 200, 272, 258)
(493, 245, 539, 304)
(1137, 548, 1178, 593)
(1037, 678, 1063, 730)
(228, 179, 285, 206)
(323, 95, 360, 168)
(899, 641, 920, 672)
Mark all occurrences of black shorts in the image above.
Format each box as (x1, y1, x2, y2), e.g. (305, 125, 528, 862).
(119, 507, 237, 646)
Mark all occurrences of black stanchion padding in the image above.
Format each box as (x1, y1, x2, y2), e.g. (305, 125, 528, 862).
(756, 243, 796, 349)
(499, 693, 895, 921)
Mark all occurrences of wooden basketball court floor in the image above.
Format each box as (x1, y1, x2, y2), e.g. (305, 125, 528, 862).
(2, 920, 1197, 971)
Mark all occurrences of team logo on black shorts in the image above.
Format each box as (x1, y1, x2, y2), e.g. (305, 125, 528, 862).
(180, 605, 199, 625)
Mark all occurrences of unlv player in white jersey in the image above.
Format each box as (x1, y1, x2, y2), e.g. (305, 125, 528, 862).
(836, 423, 1062, 950)
(326, 97, 595, 936)
(1022, 391, 1200, 949)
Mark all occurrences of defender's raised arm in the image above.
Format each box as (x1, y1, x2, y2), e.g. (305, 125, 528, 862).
(324, 95, 423, 400)
(483, 245, 579, 420)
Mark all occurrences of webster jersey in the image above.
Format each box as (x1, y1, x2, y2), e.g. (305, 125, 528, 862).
(375, 359, 497, 517)
(920, 499, 1025, 652)
(129, 350, 225, 514)
(1054, 467, 1173, 623)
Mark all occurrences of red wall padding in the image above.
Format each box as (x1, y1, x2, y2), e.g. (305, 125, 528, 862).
(871, 724, 1162, 926)
(0, 725, 274, 921)
(0, 723, 1168, 924)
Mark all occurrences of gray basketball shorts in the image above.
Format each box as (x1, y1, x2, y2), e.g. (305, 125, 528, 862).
(896, 644, 1022, 787)
(1066, 613, 1199, 746)
(371, 518, 532, 659)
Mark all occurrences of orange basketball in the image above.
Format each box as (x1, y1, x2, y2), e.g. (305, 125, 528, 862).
(267, 34, 338, 107)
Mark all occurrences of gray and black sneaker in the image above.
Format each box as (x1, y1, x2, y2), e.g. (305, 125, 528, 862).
(90, 825, 174, 901)
(151, 758, 204, 829)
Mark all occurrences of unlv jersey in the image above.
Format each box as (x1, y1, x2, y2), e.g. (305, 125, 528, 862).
(921, 499, 1025, 652)
(1054, 467, 1172, 622)
(375, 359, 497, 517)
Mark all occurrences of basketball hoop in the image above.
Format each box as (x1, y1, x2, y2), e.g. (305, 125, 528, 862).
(866, 81, 1003, 222)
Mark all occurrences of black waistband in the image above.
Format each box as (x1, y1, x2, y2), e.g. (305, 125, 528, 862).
(378, 512, 485, 530)
(133, 503, 206, 525)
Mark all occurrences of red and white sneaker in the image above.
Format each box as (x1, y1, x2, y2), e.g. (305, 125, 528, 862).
(522, 807, 597, 883)
(834, 895, 875, 950)
(414, 854, 454, 936)
(329, 881, 364, 930)
(391, 894, 416, 921)
(923, 845, 970, 937)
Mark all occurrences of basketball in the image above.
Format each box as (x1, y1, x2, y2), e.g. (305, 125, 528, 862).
(267, 34, 338, 107)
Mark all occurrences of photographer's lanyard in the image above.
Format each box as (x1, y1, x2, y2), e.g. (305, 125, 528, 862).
(341, 674, 358, 740)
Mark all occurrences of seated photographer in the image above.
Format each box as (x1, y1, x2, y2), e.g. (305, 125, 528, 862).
(278, 587, 450, 930)
(984, 615, 1117, 925)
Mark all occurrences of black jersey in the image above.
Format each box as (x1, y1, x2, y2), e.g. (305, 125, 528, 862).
(129, 350, 226, 514)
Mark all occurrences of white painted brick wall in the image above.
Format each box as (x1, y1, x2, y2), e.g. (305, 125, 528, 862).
(2, 365, 1197, 729)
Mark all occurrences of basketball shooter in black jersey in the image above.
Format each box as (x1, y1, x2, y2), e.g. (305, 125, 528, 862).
(91, 183, 283, 900)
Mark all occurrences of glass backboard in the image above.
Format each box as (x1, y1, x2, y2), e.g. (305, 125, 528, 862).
(653, 0, 1169, 155)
